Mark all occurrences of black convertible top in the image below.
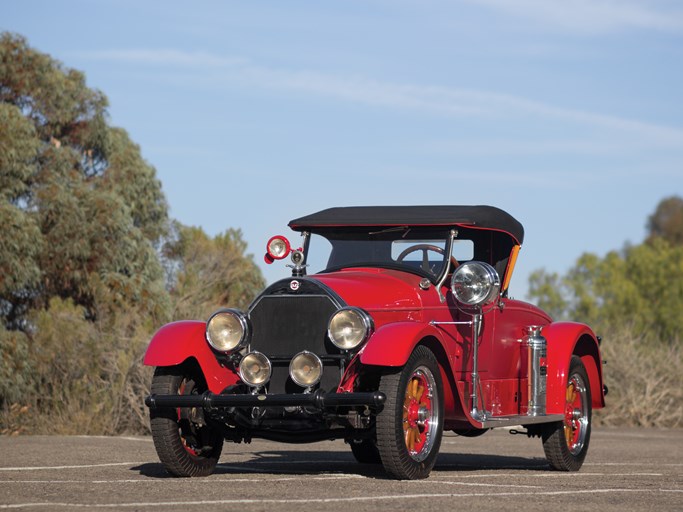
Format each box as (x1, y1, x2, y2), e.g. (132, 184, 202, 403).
(289, 205, 524, 244)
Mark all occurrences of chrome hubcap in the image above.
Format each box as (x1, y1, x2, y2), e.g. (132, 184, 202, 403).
(564, 374, 588, 455)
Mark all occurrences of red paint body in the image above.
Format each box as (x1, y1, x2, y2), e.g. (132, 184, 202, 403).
(145, 266, 605, 429)
(144, 206, 604, 478)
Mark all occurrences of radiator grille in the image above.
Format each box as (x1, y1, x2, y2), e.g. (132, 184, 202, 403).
(248, 295, 339, 357)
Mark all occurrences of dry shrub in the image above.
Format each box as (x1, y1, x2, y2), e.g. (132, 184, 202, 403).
(106, 349, 153, 434)
(0, 298, 156, 435)
(594, 328, 682, 428)
(0, 403, 31, 435)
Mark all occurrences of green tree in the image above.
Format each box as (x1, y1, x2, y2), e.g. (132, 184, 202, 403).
(528, 197, 683, 427)
(1, 33, 266, 434)
(0, 32, 169, 326)
(164, 223, 265, 320)
(0, 102, 39, 201)
(528, 198, 683, 343)
(527, 269, 567, 320)
(0, 32, 172, 432)
(647, 195, 683, 246)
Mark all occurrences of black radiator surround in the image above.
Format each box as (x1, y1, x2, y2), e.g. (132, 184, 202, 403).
(247, 277, 348, 394)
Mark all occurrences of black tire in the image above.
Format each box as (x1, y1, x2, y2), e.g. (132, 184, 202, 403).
(350, 438, 381, 464)
(542, 355, 592, 471)
(150, 366, 224, 477)
(376, 345, 444, 479)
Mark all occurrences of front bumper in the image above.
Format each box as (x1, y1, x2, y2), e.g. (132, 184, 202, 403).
(145, 389, 386, 411)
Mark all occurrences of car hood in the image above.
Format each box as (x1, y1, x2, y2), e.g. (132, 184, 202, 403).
(311, 268, 424, 311)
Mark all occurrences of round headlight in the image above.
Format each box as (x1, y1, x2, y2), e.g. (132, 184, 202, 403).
(239, 351, 272, 387)
(450, 261, 501, 308)
(289, 351, 323, 388)
(206, 309, 249, 352)
(328, 307, 373, 350)
(267, 236, 291, 260)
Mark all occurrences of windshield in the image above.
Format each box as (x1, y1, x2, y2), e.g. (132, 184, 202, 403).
(304, 227, 474, 280)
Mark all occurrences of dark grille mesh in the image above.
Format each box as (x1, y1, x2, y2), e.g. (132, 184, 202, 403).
(248, 295, 339, 357)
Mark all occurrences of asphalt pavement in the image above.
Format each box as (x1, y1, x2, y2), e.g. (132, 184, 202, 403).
(1, 428, 681, 511)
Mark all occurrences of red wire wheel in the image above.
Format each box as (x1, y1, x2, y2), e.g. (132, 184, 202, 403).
(542, 355, 592, 471)
(377, 345, 444, 479)
(564, 373, 589, 455)
(402, 369, 436, 459)
(150, 366, 224, 477)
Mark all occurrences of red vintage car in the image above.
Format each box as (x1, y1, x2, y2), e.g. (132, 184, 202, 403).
(144, 205, 606, 479)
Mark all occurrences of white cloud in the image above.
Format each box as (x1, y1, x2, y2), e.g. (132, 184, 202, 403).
(423, 138, 625, 156)
(227, 65, 683, 147)
(80, 48, 683, 148)
(80, 49, 247, 68)
(465, 0, 683, 34)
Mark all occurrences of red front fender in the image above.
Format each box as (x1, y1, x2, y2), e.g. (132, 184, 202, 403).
(544, 322, 605, 414)
(359, 322, 446, 367)
(143, 321, 238, 393)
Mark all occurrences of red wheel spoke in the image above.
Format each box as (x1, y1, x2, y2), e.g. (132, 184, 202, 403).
(411, 378, 419, 398)
(401, 369, 435, 456)
(405, 426, 416, 451)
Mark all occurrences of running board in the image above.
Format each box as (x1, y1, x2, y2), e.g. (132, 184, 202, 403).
(477, 413, 564, 429)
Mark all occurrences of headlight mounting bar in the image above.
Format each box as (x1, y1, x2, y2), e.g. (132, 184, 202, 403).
(430, 315, 487, 422)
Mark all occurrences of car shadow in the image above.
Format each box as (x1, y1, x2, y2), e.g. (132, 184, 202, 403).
(132, 450, 549, 479)
(435, 452, 550, 472)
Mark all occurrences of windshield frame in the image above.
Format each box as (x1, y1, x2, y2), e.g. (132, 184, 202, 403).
(303, 226, 456, 284)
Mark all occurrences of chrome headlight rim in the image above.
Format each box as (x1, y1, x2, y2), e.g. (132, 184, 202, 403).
(239, 351, 272, 387)
(450, 261, 501, 308)
(327, 307, 374, 351)
(205, 308, 250, 353)
(289, 350, 323, 388)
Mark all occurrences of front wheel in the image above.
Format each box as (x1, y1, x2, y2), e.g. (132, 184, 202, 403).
(376, 345, 444, 479)
(150, 366, 224, 477)
(542, 355, 592, 471)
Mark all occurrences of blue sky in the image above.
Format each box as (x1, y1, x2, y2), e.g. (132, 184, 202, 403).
(3, 0, 682, 299)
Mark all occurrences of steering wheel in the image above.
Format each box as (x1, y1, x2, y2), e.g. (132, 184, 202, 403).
(396, 244, 459, 274)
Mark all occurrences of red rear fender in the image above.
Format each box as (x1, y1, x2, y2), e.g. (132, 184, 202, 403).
(143, 321, 238, 393)
(543, 322, 605, 414)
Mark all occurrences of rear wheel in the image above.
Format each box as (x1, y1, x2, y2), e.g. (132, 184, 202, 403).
(376, 345, 444, 479)
(542, 355, 592, 471)
(150, 366, 224, 477)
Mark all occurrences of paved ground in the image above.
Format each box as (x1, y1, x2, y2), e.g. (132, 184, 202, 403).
(0, 428, 681, 511)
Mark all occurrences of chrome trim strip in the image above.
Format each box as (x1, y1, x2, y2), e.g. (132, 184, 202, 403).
(477, 413, 564, 429)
